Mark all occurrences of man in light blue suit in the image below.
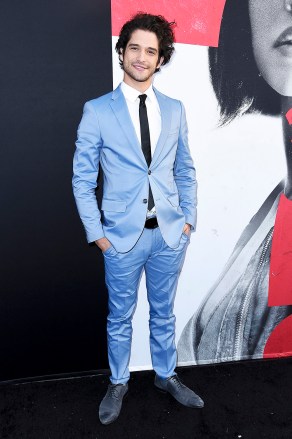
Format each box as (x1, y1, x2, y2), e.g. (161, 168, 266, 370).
(73, 13, 203, 424)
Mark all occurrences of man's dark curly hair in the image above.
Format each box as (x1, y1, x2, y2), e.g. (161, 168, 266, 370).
(209, 0, 281, 125)
(115, 12, 176, 73)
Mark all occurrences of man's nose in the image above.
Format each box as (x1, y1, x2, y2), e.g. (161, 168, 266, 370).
(137, 49, 146, 62)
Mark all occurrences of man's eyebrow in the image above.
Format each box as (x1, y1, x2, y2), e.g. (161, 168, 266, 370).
(128, 43, 158, 53)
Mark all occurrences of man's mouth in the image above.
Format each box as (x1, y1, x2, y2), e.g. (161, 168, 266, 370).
(132, 64, 147, 71)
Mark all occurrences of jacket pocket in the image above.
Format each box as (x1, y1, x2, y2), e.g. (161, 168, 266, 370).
(167, 193, 179, 207)
(101, 199, 126, 212)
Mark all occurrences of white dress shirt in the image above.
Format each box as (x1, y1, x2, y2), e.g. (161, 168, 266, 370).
(120, 81, 161, 156)
(121, 81, 161, 216)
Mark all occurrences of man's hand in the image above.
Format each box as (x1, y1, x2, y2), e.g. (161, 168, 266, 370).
(183, 223, 191, 235)
(95, 237, 112, 252)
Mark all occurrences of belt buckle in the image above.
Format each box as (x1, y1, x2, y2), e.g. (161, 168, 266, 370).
(145, 217, 158, 229)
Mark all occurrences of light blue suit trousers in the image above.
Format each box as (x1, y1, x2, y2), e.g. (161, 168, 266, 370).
(104, 227, 190, 383)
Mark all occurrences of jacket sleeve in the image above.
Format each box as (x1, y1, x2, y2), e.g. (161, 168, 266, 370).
(72, 101, 104, 243)
(174, 101, 198, 230)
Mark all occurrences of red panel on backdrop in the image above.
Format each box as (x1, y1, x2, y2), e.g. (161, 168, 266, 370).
(264, 194, 292, 357)
(111, 0, 226, 47)
(268, 194, 292, 307)
(286, 108, 292, 125)
(264, 315, 292, 358)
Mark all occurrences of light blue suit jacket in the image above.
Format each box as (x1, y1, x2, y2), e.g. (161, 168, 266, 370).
(73, 84, 197, 252)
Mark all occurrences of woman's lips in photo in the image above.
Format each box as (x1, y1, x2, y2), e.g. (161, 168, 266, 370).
(274, 26, 292, 57)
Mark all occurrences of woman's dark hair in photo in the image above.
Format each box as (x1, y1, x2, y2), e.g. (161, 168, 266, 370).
(209, 0, 281, 125)
(116, 12, 176, 72)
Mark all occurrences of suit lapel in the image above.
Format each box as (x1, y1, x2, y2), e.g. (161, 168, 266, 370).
(110, 85, 146, 166)
(109, 85, 172, 168)
(151, 88, 172, 168)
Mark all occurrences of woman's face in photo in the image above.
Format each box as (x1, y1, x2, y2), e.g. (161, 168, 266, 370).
(249, 0, 292, 96)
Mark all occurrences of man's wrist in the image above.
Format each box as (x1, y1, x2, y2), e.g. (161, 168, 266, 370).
(183, 223, 191, 235)
(95, 237, 111, 252)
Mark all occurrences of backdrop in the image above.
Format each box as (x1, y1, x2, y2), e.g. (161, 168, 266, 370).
(111, 0, 292, 370)
(1, 0, 291, 382)
(0, 0, 112, 381)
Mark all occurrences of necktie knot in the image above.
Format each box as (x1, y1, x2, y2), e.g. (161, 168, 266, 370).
(138, 94, 147, 107)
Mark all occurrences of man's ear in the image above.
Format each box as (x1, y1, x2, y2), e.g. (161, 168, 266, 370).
(119, 49, 124, 63)
(157, 56, 164, 69)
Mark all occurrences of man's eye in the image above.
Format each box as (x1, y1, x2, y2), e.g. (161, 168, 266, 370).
(148, 51, 155, 55)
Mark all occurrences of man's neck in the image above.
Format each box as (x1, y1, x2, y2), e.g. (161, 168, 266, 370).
(123, 77, 152, 93)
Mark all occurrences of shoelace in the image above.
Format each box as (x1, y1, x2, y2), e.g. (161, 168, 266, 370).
(108, 384, 122, 399)
(168, 376, 184, 389)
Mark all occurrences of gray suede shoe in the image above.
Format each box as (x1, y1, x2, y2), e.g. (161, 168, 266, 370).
(154, 374, 204, 408)
(99, 383, 128, 425)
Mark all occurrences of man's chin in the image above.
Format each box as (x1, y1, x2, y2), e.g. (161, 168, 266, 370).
(130, 72, 152, 83)
(134, 77, 151, 83)
(124, 68, 154, 84)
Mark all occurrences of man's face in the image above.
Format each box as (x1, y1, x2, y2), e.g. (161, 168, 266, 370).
(120, 29, 163, 91)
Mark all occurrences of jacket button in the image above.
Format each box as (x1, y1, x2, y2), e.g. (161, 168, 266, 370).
(143, 199, 147, 204)
(148, 170, 151, 175)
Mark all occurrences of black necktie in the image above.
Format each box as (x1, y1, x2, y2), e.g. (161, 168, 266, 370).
(138, 94, 154, 211)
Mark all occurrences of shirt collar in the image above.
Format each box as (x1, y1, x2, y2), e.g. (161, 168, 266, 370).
(121, 81, 155, 104)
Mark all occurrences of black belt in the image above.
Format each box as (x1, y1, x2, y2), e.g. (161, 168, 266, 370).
(144, 217, 159, 229)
